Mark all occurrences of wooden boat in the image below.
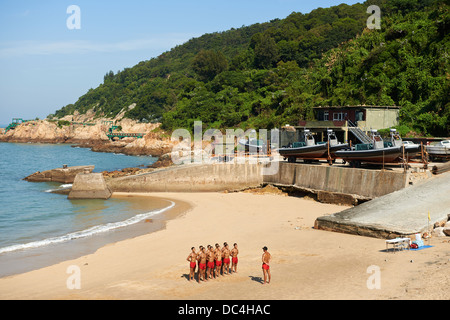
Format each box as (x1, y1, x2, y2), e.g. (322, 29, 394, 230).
(335, 130, 403, 167)
(279, 129, 346, 163)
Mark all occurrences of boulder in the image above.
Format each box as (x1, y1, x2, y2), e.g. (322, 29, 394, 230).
(444, 221, 450, 237)
(432, 227, 447, 237)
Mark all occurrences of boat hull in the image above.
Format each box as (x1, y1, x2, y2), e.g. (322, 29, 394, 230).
(329, 143, 349, 157)
(279, 144, 328, 159)
(426, 146, 450, 156)
(335, 146, 403, 163)
(403, 145, 422, 159)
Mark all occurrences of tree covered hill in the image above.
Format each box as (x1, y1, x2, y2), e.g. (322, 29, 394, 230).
(51, 0, 449, 137)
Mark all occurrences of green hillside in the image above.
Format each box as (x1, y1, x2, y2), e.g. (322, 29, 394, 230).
(51, 0, 449, 137)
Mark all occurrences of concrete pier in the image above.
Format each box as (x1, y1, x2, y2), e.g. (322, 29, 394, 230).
(68, 172, 112, 200)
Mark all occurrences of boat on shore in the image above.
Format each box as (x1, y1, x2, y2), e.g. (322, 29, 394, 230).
(426, 140, 450, 161)
(335, 130, 403, 167)
(279, 129, 347, 163)
(389, 129, 422, 159)
(327, 129, 349, 158)
(238, 138, 265, 153)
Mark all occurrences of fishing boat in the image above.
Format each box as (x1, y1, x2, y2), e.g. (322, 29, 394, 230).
(335, 130, 403, 167)
(426, 140, 450, 161)
(279, 129, 346, 163)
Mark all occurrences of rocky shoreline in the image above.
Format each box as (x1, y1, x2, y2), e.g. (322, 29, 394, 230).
(0, 117, 176, 161)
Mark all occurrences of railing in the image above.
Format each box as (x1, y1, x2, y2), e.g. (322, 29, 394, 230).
(107, 132, 145, 140)
(347, 120, 372, 144)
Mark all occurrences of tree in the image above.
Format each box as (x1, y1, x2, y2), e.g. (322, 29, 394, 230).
(253, 33, 280, 69)
(192, 49, 229, 81)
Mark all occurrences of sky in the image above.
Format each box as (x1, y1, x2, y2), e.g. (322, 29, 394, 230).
(0, 0, 362, 126)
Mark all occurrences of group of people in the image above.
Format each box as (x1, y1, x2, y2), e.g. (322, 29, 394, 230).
(186, 243, 272, 285)
(187, 242, 239, 282)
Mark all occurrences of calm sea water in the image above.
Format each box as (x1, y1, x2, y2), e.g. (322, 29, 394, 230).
(0, 142, 173, 277)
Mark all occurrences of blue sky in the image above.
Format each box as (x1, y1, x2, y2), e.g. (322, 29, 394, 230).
(0, 0, 362, 126)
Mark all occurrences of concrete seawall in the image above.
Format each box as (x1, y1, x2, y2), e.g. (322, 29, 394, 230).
(107, 162, 264, 193)
(263, 162, 409, 204)
(107, 161, 409, 203)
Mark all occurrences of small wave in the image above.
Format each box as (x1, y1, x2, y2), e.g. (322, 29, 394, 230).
(0, 201, 175, 255)
(45, 184, 73, 193)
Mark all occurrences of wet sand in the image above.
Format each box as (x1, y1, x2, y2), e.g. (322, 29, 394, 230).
(0, 192, 448, 300)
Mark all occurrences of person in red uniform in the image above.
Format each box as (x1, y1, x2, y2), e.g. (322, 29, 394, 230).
(262, 246, 271, 285)
(186, 247, 197, 282)
(197, 246, 207, 282)
(214, 243, 222, 277)
(222, 242, 231, 275)
(231, 243, 239, 273)
(206, 245, 215, 280)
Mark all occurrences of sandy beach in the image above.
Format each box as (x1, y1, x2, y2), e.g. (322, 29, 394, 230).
(0, 191, 448, 300)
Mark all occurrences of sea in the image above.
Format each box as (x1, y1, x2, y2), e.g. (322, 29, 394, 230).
(0, 142, 175, 278)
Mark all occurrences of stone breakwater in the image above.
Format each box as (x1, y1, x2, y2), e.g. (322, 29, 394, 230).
(0, 119, 176, 157)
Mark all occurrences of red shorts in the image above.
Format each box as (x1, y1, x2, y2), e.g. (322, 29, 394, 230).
(232, 257, 238, 264)
(207, 262, 215, 269)
(199, 263, 206, 270)
(216, 260, 222, 267)
(262, 263, 270, 270)
(223, 258, 230, 264)
(190, 262, 196, 269)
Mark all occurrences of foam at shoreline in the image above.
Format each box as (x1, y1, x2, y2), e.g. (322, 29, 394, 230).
(0, 200, 175, 255)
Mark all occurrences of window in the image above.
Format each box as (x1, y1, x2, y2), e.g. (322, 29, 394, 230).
(324, 111, 329, 121)
(333, 112, 344, 121)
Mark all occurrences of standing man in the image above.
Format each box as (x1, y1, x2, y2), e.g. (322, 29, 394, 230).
(206, 245, 215, 280)
(186, 247, 197, 282)
(214, 243, 222, 277)
(262, 246, 271, 285)
(197, 246, 207, 282)
(222, 243, 231, 275)
(231, 243, 239, 273)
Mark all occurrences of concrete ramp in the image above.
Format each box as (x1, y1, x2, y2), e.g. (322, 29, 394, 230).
(315, 172, 450, 239)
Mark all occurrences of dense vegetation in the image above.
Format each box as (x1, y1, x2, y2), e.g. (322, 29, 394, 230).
(51, 0, 449, 137)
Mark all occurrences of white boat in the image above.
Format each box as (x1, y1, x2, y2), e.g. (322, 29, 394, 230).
(426, 140, 450, 160)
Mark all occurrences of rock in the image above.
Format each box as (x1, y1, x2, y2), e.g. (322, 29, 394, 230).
(24, 165, 95, 183)
(432, 227, 446, 237)
(443, 222, 450, 237)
